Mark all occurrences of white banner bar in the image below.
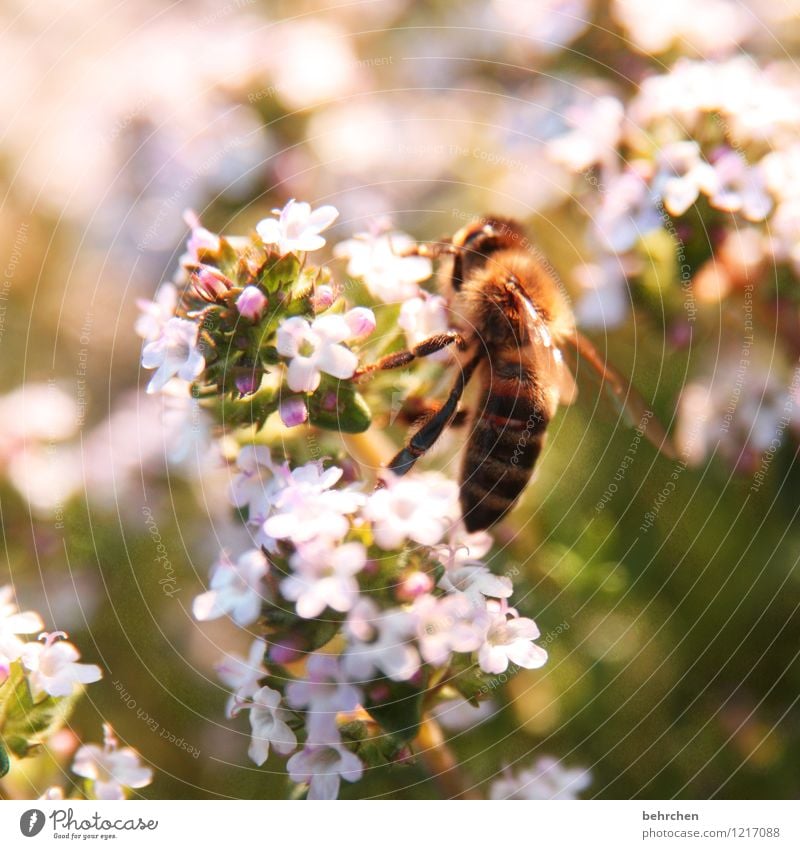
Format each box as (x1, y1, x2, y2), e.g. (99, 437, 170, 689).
(1, 800, 797, 847)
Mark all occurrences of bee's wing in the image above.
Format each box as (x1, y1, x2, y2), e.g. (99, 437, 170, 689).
(517, 294, 579, 409)
(559, 328, 677, 459)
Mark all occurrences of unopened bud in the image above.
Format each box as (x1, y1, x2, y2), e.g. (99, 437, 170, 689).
(192, 266, 232, 301)
(396, 571, 434, 601)
(279, 397, 308, 428)
(345, 307, 376, 338)
(235, 370, 261, 396)
(312, 284, 336, 312)
(236, 285, 268, 320)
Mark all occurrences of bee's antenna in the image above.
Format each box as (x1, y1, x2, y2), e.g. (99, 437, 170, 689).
(396, 241, 456, 259)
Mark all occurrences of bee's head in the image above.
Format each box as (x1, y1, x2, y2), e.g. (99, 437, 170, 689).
(449, 217, 527, 290)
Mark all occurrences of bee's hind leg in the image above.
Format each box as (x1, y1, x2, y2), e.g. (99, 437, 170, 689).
(385, 354, 481, 477)
(396, 398, 469, 429)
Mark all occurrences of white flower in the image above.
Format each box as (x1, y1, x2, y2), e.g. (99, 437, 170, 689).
(21, 632, 102, 699)
(490, 757, 592, 800)
(478, 605, 548, 674)
(287, 733, 363, 800)
(276, 310, 374, 393)
(594, 166, 662, 252)
(675, 354, 795, 467)
(192, 549, 269, 627)
(334, 230, 432, 302)
(434, 528, 493, 570)
(431, 696, 497, 731)
(229, 445, 281, 527)
(548, 96, 624, 173)
(262, 461, 365, 546)
(365, 473, 459, 550)
(707, 150, 772, 221)
(183, 210, 221, 262)
(72, 725, 153, 800)
(0, 586, 44, 681)
(256, 198, 338, 254)
(412, 593, 489, 667)
(281, 540, 367, 618)
(141, 317, 205, 394)
(654, 141, 719, 217)
(572, 260, 631, 329)
(493, 0, 590, 52)
(216, 638, 267, 719)
(771, 200, 800, 273)
(613, 0, 751, 57)
(343, 599, 421, 683)
(0, 383, 78, 462)
(39, 786, 65, 800)
(438, 564, 513, 606)
(285, 654, 361, 738)
(243, 686, 297, 766)
(160, 379, 212, 465)
(628, 57, 800, 147)
(398, 294, 452, 360)
(135, 283, 177, 342)
(762, 144, 800, 205)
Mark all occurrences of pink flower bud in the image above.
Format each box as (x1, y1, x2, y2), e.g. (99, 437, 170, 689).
(369, 683, 391, 702)
(192, 266, 232, 301)
(279, 397, 308, 428)
(235, 371, 261, 396)
(397, 571, 434, 601)
(236, 286, 268, 320)
(321, 391, 339, 412)
(268, 637, 305, 665)
(393, 746, 413, 765)
(312, 284, 336, 312)
(184, 210, 221, 260)
(408, 668, 425, 688)
(345, 307, 376, 338)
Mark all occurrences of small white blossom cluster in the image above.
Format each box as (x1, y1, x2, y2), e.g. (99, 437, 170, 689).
(540, 47, 800, 471)
(544, 55, 800, 329)
(43, 724, 153, 801)
(334, 223, 455, 354)
(0, 586, 142, 798)
(192, 451, 549, 799)
(139, 206, 553, 799)
(0, 585, 102, 698)
(490, 757, 592, 800)
(137, 199, 380, 441)
(676, 355, 800, 469)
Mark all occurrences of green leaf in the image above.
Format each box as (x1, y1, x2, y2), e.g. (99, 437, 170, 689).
(363, 677, 426, 745)
(356, 734, 408, 768)
(444, 653, 511, 706)
(307, 379, 372, 433)
(215, 385, 279, 428)
(260, 254, 300, 294)
(0, 740, 9, 778)
(215, 237, 240, 277)
(0, 663, 83, 761)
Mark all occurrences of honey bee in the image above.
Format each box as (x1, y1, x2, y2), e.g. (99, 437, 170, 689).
(356, 217, 674, 532)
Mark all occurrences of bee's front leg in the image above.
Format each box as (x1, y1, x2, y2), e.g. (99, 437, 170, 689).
(355, 331, 466, 378)
(393, 237, 455, 259)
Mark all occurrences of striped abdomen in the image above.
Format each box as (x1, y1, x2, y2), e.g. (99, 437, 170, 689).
(460, 357, 550, 532)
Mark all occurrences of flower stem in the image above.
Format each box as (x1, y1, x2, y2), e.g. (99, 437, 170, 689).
(415, 714, 481, 800)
